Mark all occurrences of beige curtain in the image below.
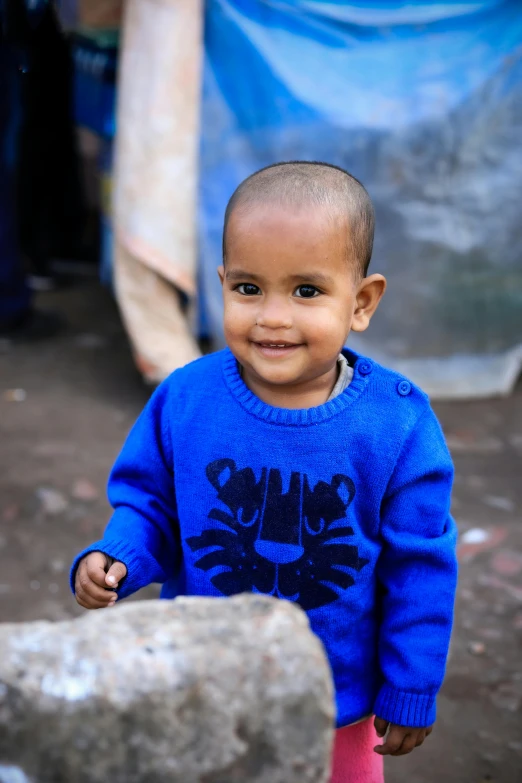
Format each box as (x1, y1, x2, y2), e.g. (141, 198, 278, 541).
(113, 0, 203, 383)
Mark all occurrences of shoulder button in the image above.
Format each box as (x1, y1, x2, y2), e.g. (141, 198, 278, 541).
(397, 380, 412, 396)
(358, 362, 373, 376)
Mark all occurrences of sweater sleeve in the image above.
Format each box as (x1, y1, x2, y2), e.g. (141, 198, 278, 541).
(373, 406, 458, 728)
(69, 380, 180, 599)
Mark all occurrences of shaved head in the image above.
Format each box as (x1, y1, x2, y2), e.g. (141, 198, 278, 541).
(223, 161, 375, 275)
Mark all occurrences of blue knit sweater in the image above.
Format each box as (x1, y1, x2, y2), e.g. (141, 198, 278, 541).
(71, 348, 457, 729)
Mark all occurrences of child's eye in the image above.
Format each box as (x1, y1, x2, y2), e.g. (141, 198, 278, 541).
(236, 283, 261, 296)
(294, 285, 321, 299)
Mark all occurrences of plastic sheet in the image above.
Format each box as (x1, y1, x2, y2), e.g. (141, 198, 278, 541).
(199, 0, 522, 398)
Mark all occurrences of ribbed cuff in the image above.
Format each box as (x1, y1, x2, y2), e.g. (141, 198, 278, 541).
(374, 684, 436, 727)
(69, 539, 163, 599)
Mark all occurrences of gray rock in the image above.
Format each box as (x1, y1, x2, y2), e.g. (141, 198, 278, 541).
(0, 766, 31, 783)
(0, 595, 334, 783)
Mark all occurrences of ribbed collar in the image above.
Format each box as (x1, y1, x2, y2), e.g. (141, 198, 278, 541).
(221, 347, 371, 426)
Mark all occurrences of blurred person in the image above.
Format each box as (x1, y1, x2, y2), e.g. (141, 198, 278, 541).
(16, 0, 85, 290)
(71, 162, 458, 782)
(0, 39, 31, 336)
(0, 0, 63, 338)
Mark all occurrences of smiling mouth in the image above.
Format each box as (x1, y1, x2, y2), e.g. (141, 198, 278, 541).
(252, 342, 302, 357)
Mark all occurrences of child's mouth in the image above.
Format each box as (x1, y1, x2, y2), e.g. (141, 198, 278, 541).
(252, 341, 301, 358)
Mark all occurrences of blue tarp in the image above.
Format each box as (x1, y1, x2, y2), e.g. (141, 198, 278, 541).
(199, 0, 522, 393)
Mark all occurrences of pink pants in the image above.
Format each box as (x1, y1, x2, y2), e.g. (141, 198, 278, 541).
(330, 718, 384, 783)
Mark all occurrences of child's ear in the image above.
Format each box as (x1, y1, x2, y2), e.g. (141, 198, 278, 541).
(217, 265, 225, 286)
(351, 274, 386, 333)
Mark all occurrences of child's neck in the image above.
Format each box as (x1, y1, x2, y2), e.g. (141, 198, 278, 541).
(241, 362, 339, 410)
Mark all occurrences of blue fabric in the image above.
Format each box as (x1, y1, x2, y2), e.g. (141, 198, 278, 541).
(199, 1, 522, 357)
(71, 348, 458, 728)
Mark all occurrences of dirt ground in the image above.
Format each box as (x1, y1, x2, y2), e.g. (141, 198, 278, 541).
(1, 278, 521, 783)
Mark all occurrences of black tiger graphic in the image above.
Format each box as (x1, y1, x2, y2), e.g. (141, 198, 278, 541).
(186, 459, 368, 610)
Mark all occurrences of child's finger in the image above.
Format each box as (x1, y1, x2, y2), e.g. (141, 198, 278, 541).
(373, 716, 389, 738)
(415, 730, 428, 747)
(105, 560, 127, 588)
(85, 552, 112, 587)
(76, 571, 117, 604)
(416, 727, 432, 746)
(75, 579, 116, 609)
(374, 725, 405, 755)
(391, 731, 417, 756)
(75, 591, 114, 610)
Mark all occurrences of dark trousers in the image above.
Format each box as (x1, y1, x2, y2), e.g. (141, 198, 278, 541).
(0, 45, 30, 324)
(17, 4, 84, 270)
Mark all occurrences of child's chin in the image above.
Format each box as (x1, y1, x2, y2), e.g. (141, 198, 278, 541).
(256, 367, 302, 386)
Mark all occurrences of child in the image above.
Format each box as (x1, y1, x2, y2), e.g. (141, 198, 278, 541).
(72, 162, 457, 783)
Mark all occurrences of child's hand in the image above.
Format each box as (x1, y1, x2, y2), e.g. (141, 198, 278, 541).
(74, 551, 127, 609)
(373, 717, 433, 756)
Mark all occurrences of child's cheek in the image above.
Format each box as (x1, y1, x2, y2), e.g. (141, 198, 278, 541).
(303, 309, 345, 350)
(224, 300, 255, 343)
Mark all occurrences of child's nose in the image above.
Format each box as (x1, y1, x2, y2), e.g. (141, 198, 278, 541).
(256, 296, 292, 330)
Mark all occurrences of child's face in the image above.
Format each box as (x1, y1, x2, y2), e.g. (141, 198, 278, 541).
(219, 203, 384, 394)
